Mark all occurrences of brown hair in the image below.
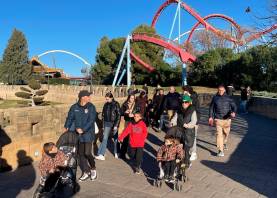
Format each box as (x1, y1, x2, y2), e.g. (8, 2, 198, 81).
(43, 142, 55, 154)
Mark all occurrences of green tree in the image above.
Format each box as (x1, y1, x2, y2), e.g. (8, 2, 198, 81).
(15, 79, 48, 106)
(0, 29, 32, 84)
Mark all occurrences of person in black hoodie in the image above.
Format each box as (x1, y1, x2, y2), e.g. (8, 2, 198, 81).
(95, 92, 121, 160)
(158, 86, 180, 132)
(152, 88, 165, 127)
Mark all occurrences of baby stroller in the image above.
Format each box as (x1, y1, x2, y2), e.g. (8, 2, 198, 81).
(154, 127, 188, 191)
(154, 158, 187, 191)
(33, 132, 80, 198)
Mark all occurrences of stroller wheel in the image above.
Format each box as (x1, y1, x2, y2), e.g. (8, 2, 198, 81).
(175, 182, 182, 192)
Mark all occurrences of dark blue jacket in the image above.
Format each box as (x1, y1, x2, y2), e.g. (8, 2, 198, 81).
(209, 93, 237, 119)
(64, 102, 96, 143)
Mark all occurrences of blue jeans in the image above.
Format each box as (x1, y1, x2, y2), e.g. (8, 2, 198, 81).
(98, 127, 120, 156)
(240, 100, 248, 113)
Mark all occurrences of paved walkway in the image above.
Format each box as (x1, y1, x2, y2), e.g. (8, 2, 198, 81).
(0, 108, 277, 198)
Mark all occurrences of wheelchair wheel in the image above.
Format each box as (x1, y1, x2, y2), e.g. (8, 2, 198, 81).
(174, 182, 182, 192)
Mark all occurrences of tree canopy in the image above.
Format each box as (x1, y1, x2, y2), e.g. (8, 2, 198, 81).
(188, 45, 277, 92)
(0, 29, 32, 84)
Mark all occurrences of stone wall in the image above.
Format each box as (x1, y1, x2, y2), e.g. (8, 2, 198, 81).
(0, 85, 128, 104)
(0, 105, 70, 170)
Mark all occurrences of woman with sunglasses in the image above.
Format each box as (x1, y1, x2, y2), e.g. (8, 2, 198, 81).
(171, 95, 197, 168)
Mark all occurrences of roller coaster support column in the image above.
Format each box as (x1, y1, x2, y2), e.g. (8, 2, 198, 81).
(182, 63, 187, 86)
(112, 35, 131, 87)
(127, 35, 132, 88)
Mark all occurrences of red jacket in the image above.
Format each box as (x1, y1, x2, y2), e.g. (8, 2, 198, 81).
(119, 120, 148, 148)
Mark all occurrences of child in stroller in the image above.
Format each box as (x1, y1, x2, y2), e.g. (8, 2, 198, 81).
(33, 132, 79, 198)
(155, 134, 185, 191)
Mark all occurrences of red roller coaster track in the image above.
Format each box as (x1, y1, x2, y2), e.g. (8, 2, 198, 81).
(130, 0, 276, 72)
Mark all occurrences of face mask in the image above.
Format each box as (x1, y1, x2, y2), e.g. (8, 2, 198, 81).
(47, 153, 57, 158)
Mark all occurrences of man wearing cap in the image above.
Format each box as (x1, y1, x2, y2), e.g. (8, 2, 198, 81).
(171, 95, 197, 168)
(64, 90, 97, 182)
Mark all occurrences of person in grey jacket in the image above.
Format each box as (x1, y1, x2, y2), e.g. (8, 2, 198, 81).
(64, 90, 97, 182)
(209, 85, 237, 157)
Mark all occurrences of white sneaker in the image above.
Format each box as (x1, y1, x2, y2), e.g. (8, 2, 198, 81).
(90, 169, 97, 180)
(95, 155, 105, 161)
(115, 153, 119, 159)
(190, 152, 197, 161)
(79, 172, 90, 182)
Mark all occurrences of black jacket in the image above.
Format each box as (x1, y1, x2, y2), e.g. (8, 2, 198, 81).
(163, 92, 181, 111)
(102, 100, 121, 127)
(209, 93, 237, 119)
(120, 101, 138, 122)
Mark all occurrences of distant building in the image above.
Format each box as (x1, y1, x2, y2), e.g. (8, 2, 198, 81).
(30, 57, 68, 79)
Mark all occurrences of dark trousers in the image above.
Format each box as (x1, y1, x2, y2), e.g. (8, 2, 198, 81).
(78, 142, 95, 173)
(120, 135, 129, 159)
(162, 160, 176, 177)
(182, 130, 195, 165)
(129, 147, 144, 169)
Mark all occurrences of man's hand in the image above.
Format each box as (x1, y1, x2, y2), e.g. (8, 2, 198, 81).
(49, 168, 55, 173)
(176, 159, 181, 163)
(76, 128, 83, 134)
(63, 127, 68, 133)
(208, 117, 214, 126)
(113, 127, 118, 131)
(183, 123, 189, 128)
(231, 112, 236, 118)
(129, 113, 134, 118)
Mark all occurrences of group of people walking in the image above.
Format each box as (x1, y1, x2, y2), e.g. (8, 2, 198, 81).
(38, 84, 238, 186)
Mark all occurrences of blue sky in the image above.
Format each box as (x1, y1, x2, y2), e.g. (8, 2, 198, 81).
(0, 0, 272, 76)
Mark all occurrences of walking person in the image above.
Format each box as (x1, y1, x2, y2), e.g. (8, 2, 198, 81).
(118, 112, 148, 174)
(182, 85, 200, 161)
(240, 86, 248, 114)
(171, 95, 197, 167)
(209, 85, 237, 157)
(64, 90, 97, 181)
(95, 92, 121, 160)
(120, 94, 137, 159)
(159, 86, 181, 132)
(152, 88, 165, 128)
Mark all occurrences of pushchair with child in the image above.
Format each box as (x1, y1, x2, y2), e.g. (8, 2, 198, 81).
(154, 130, 187, 191)
(33, 132, 80, 198)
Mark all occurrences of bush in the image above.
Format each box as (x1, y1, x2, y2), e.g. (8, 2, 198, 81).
(49, 78, 70, 85)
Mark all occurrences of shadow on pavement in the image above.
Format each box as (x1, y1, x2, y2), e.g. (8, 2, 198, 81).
(201, 111, 277, 198)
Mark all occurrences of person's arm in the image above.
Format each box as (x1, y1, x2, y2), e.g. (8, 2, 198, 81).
(230, 98, 237, 113)
(177, 144, 185, 160)
(185, 111, 197, 129)
(170, 112, 177, 126)
(162, 96, 168, 112)
(39, 155, 53, 177)
(209, 96, 215, 119)
(54, 151, 68, 168)
(118, 122, 131, 142)
(156, 145, 164, 161)
(142, 122, 148, 141)
(64, 105, 75, 131)
(83, 105, 97, 132)
(113, 102, 121, 128)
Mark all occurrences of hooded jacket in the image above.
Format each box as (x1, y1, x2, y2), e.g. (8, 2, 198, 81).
(119, 120, 148, 148)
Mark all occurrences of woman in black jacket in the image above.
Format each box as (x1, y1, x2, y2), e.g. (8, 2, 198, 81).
(95, 92, 121, 160)
(120, 94, 137, 159)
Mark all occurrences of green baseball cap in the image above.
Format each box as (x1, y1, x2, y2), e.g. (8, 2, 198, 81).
(182, 95, 192, 103)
